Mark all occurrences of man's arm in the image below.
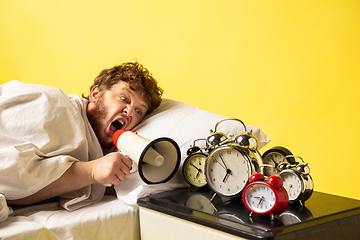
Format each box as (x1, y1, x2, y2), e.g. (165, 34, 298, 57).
(7, 152, 132, 205)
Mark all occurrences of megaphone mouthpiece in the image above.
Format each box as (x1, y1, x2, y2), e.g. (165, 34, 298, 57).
(142, 146, 165, 166)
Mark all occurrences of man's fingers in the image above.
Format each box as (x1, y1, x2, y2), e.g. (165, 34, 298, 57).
(123, 155, 133, 169)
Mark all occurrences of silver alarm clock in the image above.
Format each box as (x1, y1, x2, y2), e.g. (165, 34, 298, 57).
(204, 118, 264, 198)
(278, 155, 314, 205)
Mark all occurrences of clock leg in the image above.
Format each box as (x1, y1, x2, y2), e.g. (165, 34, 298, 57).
(210, 192, 218, 202)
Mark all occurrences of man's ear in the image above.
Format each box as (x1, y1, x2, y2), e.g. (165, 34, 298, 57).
(89, 85, 100, 103)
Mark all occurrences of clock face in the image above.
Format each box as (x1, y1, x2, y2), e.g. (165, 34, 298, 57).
(280, 171, 303, 201)
(243, 183, 276, 214)
(262, 147, 294, 176)
(262, 152, 285, 175)
(183, 153, 207, 187)
(205, 146, 251, 197)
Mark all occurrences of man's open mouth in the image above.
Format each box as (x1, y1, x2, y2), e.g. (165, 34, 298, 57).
(110, 119, 125, 133)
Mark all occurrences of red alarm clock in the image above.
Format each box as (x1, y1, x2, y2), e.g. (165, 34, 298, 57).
(242, 171, 289, 220)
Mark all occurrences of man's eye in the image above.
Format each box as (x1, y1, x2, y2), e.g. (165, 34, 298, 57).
(120, 97, 127, 102)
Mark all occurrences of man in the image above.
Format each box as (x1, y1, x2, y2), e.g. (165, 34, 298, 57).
(0, 61, 163, 210)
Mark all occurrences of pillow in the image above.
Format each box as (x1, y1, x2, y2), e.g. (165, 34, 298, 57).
(114, 99, 271, 204)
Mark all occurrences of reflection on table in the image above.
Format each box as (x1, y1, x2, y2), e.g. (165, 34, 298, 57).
(138, 187, 360, 239)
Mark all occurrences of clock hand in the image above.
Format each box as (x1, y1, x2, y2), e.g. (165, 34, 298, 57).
(269, 156, 278, 168)
(190, 163, 200, 171)
(254, 196, 264, 205)
(223, 174, 228, 182)
(219, 154, 232, 183)
(195, 169, 201, 179)
(214, 159, 226, 170)
(288, 184, 293, 194)
(259, 196, 265, 205)
(222, 169, 232, 182)
(253, 196, 261, 205)
(219, 155, 229, 169)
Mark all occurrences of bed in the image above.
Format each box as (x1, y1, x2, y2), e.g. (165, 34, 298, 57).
(0, 98, 270, 240)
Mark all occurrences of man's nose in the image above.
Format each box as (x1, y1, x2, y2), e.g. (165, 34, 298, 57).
(123, 106, 134, 116)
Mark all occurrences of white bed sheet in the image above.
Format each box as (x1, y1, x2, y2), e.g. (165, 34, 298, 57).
(0, 215, 58, 240)
(0, 196, 140, 240)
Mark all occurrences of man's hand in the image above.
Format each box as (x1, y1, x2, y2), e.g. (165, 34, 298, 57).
(89, 152, 133, 186)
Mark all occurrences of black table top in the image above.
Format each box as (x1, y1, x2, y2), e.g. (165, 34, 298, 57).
(137, 187, 360, 239)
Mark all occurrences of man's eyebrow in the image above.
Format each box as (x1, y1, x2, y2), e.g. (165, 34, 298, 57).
(122, 87, 149, 110)
(139, 102, 149, 111)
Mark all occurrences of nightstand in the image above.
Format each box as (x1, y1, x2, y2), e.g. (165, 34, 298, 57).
(138, 187, 360, 239)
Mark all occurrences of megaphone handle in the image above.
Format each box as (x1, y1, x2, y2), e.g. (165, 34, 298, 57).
(102, 149, 131, 187)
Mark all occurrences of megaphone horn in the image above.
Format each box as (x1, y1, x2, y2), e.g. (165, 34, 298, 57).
(112, 129, 181, 184)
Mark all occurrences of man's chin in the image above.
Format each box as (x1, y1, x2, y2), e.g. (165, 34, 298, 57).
(99, 136, 115, 150)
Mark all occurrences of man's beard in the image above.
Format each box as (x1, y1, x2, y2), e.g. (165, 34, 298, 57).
(87, 97, 113, 150)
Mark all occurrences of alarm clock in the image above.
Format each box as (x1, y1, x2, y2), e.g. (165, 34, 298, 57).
(182, 139, 208, 188)
(242, 165, 289, 220)
(204, 118, 263, 198)
(262, 146, 295, 176)
(278, 155, 313, 206)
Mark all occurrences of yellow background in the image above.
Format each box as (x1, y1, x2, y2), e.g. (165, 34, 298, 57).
(1, 0, 359, 200)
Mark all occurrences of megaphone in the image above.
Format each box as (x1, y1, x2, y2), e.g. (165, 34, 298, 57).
(112, 129, 181, 184)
